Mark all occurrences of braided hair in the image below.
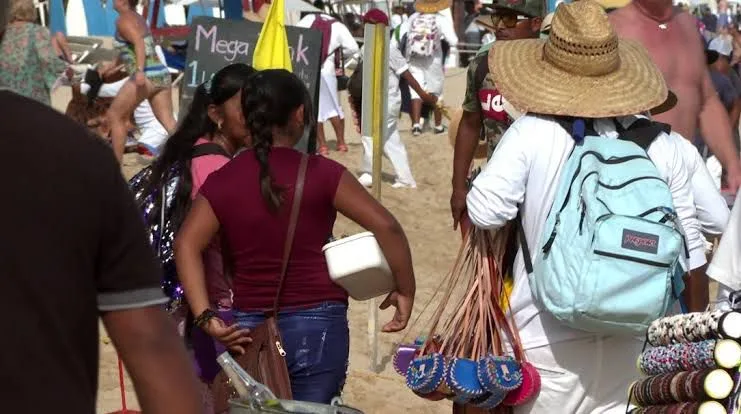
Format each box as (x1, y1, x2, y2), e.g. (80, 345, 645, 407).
(241, 69, 314, 211)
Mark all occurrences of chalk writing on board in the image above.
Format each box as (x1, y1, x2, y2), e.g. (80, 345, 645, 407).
(181, 17, 322, 116)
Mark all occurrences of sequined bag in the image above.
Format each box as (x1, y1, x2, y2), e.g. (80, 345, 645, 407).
(128, 143, 230, 311)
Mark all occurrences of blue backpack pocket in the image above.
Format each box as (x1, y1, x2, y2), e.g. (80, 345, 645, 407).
(576, 214, 683, 334)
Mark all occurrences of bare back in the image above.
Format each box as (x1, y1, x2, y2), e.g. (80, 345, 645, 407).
(610, 5, 706, 139)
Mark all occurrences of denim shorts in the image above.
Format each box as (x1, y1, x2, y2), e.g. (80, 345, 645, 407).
(233, 302, 349, 404)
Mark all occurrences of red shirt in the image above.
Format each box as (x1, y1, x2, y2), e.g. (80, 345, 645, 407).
(200, 147, 348, 311)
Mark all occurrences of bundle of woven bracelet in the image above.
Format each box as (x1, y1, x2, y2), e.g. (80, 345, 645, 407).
(627, 310, 741, 414)
(391, 224, 539, 411)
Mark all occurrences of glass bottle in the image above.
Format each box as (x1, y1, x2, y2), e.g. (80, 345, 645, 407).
(216, 352, 282, 409)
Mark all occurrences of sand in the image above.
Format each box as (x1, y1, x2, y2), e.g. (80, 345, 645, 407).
(50, 66, 470, 413)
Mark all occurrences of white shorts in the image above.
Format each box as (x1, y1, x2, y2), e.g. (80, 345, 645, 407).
(515, 335, 643, 414)
(407, 60, 443, 100)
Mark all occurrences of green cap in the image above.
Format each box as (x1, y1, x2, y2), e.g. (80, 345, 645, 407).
(486, 0, 546, 18)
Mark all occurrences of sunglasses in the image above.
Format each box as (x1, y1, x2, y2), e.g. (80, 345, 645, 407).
(490, 13, 531, 28)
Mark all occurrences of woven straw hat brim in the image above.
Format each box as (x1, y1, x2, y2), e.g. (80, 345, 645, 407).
(415, 0, 452, 13)
(490, 38, 668, 118)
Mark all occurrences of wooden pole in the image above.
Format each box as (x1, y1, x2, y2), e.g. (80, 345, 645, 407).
(361, 22, 389, 373)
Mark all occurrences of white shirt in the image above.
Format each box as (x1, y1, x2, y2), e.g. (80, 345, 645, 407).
(296, 14, 359, 77)
(708, 192, 741, 292)
(391, 14, 404, 30)
(466, 114, 700, 350)
(361, 44, 409, 113)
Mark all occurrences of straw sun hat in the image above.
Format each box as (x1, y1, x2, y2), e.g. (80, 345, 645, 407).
(415, 0, 452, 14)
(490, 0, 668, 118)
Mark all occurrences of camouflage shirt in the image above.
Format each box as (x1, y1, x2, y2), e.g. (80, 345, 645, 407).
(461, 43, 514, 159)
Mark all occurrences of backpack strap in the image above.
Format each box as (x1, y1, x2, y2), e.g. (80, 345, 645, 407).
(516, 214, 534, 274)
(310, 14, 335, 63)
(614, 118, 671, 152)
(191, 142, 230, 158)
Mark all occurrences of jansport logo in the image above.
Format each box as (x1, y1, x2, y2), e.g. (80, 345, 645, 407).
(621, 229, 659, 254)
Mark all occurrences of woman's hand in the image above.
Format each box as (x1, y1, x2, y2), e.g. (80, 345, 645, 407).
(203, 317, 252, 355)
(134, 71, 146, 87)
(380, 290, 414, 333)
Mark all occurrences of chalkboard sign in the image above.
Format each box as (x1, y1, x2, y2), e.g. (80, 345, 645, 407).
(181, 16, 323, 153)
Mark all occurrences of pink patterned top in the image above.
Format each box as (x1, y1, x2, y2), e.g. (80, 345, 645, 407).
(191, 138, 232, 309)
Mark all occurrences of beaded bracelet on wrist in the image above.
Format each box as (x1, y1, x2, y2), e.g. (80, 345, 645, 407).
(194, 309, 217, 328)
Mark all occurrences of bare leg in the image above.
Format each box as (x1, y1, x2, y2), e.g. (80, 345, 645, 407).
(434, 106, 443, 128)
(107, 80, 148, 163)
(316, 122, 328, 152)
(328, 115, 346, 149)
(148, 87, 177, 134)
(411, 99, 423, 126)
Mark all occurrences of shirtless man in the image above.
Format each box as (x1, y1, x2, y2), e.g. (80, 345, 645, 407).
(611, 1, 740, 312)
(610, 0, 741, 191)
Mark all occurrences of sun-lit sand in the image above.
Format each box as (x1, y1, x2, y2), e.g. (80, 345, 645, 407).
(51, 61, 470, 413)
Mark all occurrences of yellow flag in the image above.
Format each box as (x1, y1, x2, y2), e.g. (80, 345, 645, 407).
(252, 0, 293, 71)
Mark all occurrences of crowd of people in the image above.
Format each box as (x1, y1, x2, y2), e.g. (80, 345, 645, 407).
(1, 0, 741, 413)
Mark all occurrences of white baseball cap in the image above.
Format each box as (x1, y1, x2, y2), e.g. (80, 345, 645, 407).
(541, 12, 554, 34)
(710, 36, 734, 57)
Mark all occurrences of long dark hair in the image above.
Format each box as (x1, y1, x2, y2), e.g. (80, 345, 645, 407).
(241, 69, 314, 211)
(142, 63, 256, 228)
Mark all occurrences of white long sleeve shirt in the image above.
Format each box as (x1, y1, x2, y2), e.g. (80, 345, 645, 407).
(296, 14, 359, 77)
(709, 192, 741, 298)
(466, 114, 701, 350)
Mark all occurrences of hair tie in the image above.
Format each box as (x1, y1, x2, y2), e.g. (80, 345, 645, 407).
(203, 78, 213, 95)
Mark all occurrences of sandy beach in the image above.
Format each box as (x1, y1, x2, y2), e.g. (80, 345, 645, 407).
(51, 65, 470, 413)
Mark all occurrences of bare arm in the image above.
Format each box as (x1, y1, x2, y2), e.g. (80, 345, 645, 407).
(333, 171, 415, 331)
(731, 98, 741, 130)
(175, 196, 252, 353)
(174, 195, 218, 318)
(102, 307, 203, 414)
(401, 70, 438, 106)
(117, 14, 147, 72)
(450, 110, 482, 229)
(699, 68, 741, 189)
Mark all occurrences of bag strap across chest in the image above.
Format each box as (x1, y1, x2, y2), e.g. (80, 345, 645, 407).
(271, 153, 309, 315)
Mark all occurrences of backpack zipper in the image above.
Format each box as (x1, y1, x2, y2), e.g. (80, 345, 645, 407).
(593, 250, 670, 268)
(543, 216, 559, 254)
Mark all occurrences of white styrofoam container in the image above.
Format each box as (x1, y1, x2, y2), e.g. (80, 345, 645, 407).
(322, 232, 395, 301)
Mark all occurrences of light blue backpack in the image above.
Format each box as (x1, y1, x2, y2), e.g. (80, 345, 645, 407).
(522, 119, 687, 336)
